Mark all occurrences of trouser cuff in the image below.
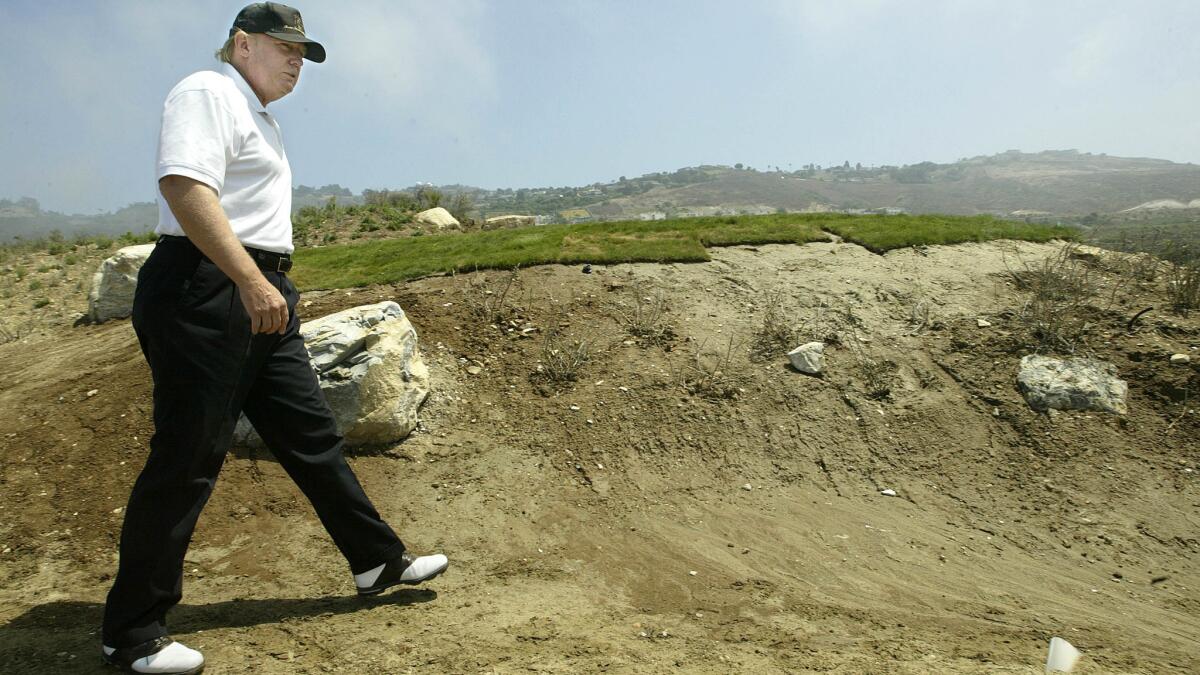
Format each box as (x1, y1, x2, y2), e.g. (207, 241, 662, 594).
(350, 540, 407, 575)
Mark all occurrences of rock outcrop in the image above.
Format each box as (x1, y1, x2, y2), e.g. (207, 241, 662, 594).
(1017, 354, 1128, 414)
(87, 243, 156, 323)
(236, 301, 430, 447)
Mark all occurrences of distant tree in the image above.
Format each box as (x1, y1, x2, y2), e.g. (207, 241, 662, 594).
(843, 160, 851, 170)
(447, 192, 474, 222)
(734, 163, 744, 170)
(416, 186, 443, 209)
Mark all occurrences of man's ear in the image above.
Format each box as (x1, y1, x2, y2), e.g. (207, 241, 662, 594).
(233, 31, 252, 59)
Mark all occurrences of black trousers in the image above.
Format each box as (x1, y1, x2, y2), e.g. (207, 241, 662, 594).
(102, 236, 404, 648)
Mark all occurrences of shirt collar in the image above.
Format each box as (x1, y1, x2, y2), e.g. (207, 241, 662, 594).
(220, 62, 268, 113)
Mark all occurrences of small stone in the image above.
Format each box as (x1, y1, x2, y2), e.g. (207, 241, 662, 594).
(112, 507, 123, 514)
(466, 365, 482, 375)
(569, 405, 580, 411)
(787, 342, 826, 375)
(86, 389, 99, 398)
(688, 570, 697, 576)
(976, 318, 992, 328)
(880, 489, 897, 497)
(1171, 354, 1191, 366)
(742, 483, 753, 491)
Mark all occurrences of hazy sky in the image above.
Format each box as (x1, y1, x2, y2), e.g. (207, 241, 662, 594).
(3, 0, 1200, 213)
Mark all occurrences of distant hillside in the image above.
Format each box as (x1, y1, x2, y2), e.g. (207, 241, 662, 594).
(0, 199, 158, 243)
(584, 150, 1200, 220)
(6, 150, 1200, 242)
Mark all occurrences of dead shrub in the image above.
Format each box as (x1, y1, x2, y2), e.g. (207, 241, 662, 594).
(750, 289, 798, 359)
(532, 328, 591, 386)
(676, 336, 744, 400)
(858, 358, 898, 400)
(1165, 261, 1200, 316)
(615, 283, 674, 346)
(907, 298, 932, 335)
(1006, 243, 1095, 352)
(463, 267, 520, 325)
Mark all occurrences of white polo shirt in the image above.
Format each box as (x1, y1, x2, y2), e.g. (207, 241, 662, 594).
(155, 62, 294, 254)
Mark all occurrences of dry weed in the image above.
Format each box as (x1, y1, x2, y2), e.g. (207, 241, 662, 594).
(615, 283, 675, 346)
(857, 358, 898, 400)
(533, 328, 591, 386)
(676, 336, 745, 400)
(1005, 243, 1095, 352)
(463, 267, 521, 325)
(749, 289, 798, 359)
(1165, 261, 1200, 316)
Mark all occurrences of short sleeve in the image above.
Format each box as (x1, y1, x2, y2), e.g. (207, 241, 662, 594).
(155, 89, 237, 192)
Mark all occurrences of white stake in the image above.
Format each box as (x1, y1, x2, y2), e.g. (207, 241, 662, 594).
(1045, 637, 1081, 673)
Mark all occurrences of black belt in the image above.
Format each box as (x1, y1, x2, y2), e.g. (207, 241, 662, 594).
(157, 235, 293, 274)
(245, 245, 293, 273)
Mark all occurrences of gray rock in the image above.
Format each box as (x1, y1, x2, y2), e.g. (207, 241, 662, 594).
(1017, 355, 1128, 414)
(236, 301, 430, 447)
(1171, 353, 1191, 366)
(787, 342, 825, 374)
(87, 244, 156, 323)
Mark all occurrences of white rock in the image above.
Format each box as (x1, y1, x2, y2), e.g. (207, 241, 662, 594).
(976, 318, 993, 328)
(742, 483, 753, 491)
(235, 302, 429, 447)
(688, 570, 697, 576)
(415, 207, 459, 229)
(880, 489, 897, 497)
(787, 341, 826, 375)
(483, 214, 535, 230)
(87, 243, 156, 323)
(1171, 354, 1191, 365)
(1017, 355, 1128, 414)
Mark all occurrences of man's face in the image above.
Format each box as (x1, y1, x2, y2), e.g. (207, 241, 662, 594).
(239, 33, 306, 105)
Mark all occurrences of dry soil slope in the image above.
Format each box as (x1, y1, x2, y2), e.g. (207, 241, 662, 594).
(0, 239, 1197, 673)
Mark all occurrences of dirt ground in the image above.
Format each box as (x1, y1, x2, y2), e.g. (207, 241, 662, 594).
(0, 239, 1197, 673)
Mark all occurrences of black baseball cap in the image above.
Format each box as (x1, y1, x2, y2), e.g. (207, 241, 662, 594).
(231, 2, 326, 63)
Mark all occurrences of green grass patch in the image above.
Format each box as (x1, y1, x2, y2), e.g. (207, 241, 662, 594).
(290, 213, 1074, 290)
(292, 214, 826, 290)
(822, 214, 1078, 253)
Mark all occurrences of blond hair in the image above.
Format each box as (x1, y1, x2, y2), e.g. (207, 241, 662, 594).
(214, 31, 245, 63)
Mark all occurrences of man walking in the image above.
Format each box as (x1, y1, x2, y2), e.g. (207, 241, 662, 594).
(101, 5, 447, 673)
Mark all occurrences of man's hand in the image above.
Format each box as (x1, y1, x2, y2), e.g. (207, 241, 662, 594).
(159, 174, 290, 334)
(238, 275, 289, 334)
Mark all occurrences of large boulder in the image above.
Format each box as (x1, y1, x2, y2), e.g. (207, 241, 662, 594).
(87, 243, 156, 323)
(483, 214, 535, 230)
(1017, 355, 1128, 414)
(236, 301, 430, 448)
(415, 207, 459, 229)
